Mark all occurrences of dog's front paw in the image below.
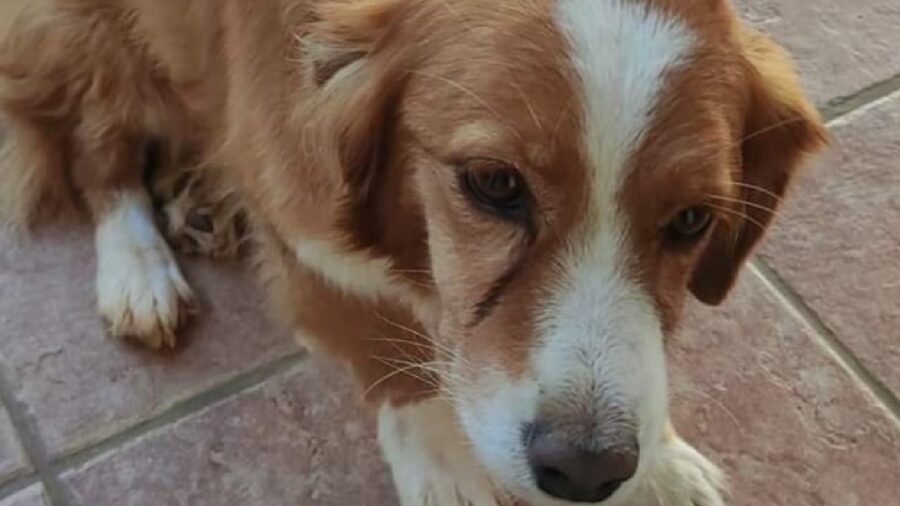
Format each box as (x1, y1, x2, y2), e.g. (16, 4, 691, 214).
(151, 168, 246, 259)
(96, 191, 195, 349)
(402, 477, 502, 506)
(379, 400, 503, 506)
(635, 437, 726, 506)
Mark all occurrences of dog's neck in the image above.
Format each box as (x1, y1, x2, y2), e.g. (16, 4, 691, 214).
(216, 1, 440, 330)
(290, 131, 440, 331)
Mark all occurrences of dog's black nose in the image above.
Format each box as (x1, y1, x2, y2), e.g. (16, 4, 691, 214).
(526, 427, 638, 503)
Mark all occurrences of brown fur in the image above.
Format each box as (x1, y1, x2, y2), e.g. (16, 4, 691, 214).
(0, 2, 827, 500)
(0, 0, 826, 395)
(622, 1, 828, 330)
(0, 0, 223, 225)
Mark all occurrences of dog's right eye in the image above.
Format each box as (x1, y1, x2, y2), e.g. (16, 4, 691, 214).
(459, 159, 530, 220)
(665, 206, 714, 246)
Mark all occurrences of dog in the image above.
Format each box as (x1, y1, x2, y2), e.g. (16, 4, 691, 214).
(0, 0, 827, 504)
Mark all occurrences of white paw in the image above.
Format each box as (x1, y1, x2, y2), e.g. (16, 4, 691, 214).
(379, 400, 504, 506)
(95, 191, 195, 349)
(632, 437, 726, 506)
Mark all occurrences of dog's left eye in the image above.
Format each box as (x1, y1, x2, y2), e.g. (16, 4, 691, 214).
(666, 206, 713, 244)
(460, 159, 529, 216)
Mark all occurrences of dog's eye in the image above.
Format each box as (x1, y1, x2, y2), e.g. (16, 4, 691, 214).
(666, 206, 713, 244)
(461, 159, 528, 214)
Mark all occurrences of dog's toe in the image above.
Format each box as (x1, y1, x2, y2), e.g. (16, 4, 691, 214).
(152, 168, 245, 259)
(632, 436, 726, 506)
(98, 262, 195, 349)
(96, 190, 196, 349)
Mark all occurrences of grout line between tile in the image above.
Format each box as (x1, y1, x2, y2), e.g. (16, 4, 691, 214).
(820, 71, 900, 123)
(48, 350, 307, 477)
(0, 371, 76, 506)
(0, 474, 40, 502)
(745, 71, 900, 424)
(750, 260, 900, 424)
(0, 41, 896, 506)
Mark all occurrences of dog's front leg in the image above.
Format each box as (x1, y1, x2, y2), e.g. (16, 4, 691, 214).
(93, 188, 195, 349)
(378, 398, 504, 506)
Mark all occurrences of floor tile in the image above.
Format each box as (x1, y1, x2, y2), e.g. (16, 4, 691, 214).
(761, 91, 900, 394)
(0, 224, 298, 457)
(61, 358, 395, 506)
(734, 0, 900, 104)
(0, 485, 48, 506)
(671, 269, 900, 505)
(0, 406, 29, 484)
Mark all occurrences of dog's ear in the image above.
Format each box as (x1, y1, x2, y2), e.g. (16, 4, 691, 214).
(690, 28, 829, 305)
(306, 0, 406, 84)
(302, 0, 410, 199)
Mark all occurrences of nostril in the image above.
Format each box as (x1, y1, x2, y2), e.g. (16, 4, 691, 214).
(532, 464, 626, 504)
(527, 429, 639, 503)
(535, 465, 568, 490)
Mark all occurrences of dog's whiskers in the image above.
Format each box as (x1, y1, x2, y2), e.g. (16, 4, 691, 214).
(362, 358, 440, 400)
(366, 355, 470, 407)
(376, 355, 468, 387)
(740, 115, 806, 144)
(550, 98, 574, 154)
(512, 79, 544, 135)
(706, 203, 768, 232)
(405, 70, 525, 145)
(375, 358, 445, 391)
(375, 312, 472, 368)
(706, 193, 778, 216)
(728, 181, 784, 203)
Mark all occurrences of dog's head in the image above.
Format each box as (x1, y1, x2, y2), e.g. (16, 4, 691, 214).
(305, 0, 826, 503)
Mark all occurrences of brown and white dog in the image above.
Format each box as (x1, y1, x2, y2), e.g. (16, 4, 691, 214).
(0, 0, 827, 504)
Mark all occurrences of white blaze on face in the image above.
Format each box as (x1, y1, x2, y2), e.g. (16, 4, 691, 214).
(458, 1, 697, 503)
(537, 0, 694, 480)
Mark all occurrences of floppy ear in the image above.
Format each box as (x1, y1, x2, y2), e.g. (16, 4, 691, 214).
(690, 29, 829, 305)
(303, 0, 409, 200)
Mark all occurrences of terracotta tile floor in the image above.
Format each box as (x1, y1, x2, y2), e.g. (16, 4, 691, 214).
(2, 1, 899, 505)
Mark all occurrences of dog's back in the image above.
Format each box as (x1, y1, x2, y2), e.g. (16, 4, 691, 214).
(0, 0, 234, 348)
(0, 0, 224, 228)
(0, 0, 78, 226)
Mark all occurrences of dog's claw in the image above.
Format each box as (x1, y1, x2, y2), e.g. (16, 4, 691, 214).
(95, 190, 197, 350)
